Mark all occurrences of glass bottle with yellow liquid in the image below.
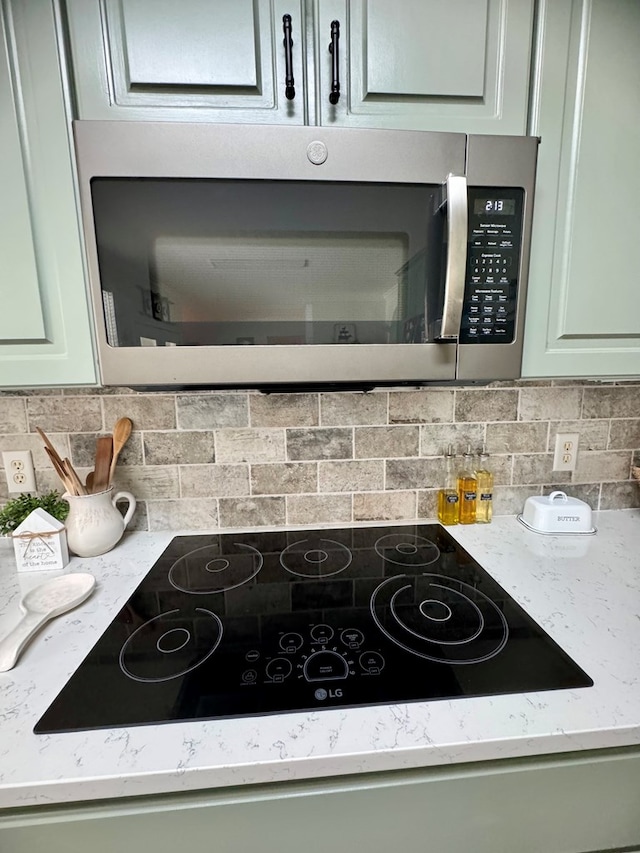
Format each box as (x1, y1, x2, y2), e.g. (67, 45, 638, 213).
(437, 445, 459, 525)
(457, 446, 477, 524)
(474, 446, 494, 524)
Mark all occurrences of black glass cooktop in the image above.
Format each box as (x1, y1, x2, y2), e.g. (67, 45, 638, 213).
(35, 523, 592, 733)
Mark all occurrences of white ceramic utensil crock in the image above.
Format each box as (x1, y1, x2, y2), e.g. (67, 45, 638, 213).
(64, 486, 136, 557)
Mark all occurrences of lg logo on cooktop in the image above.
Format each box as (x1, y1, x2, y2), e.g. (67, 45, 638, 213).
(314, 688, 343, 701)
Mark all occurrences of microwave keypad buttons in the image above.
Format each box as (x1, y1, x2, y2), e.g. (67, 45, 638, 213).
(460, 188, 524, 345)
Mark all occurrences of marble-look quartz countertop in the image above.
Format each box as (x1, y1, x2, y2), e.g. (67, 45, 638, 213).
(1, 511, 639, 810)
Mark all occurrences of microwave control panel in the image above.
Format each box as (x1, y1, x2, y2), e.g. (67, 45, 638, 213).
(459, 187, 525, 344)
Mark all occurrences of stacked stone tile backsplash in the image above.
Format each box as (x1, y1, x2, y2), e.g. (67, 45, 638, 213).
(1, 381, 639, 531)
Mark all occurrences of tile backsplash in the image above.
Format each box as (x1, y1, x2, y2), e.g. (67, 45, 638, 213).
(1, 381, 639, 531)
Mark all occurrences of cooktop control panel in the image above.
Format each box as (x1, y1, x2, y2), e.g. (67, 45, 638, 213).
(241, 624, 384, 692)
(459, 187, 524, 345)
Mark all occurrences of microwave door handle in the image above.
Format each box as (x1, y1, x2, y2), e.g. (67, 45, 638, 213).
(283, 14, 295, 100)
(437, 174, 468, 341)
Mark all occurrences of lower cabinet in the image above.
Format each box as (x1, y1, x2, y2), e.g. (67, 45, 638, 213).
(1, 747, 640, 853)
(0, 0, 96, 388)
(522, 0, 640, 378)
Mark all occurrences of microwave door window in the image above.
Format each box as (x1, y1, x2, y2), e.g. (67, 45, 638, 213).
(400, 192, 448, 344)
(90, 178, 444, 350)
(153, 232, 411, 347)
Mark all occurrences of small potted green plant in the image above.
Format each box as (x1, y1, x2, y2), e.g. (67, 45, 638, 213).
(0, 491, 69, 537)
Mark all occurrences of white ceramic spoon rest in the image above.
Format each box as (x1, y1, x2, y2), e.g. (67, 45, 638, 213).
(0, 573, 96, 672)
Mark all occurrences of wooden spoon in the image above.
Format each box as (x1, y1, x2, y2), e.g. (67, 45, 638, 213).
(108, 417, 132, 485)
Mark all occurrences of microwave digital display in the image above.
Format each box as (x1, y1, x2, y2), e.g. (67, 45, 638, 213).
(473, 198, 516, 216)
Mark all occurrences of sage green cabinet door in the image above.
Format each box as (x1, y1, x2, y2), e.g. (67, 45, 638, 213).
(522, 0, 640, 378)
(65, 0, 308, 124)
(0, 16, 44, 343)
(65, 0, 534, 134)
(315, 0, 535, 133)
(0, 0, 96, 388)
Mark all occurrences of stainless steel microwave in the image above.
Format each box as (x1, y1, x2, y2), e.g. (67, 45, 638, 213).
(73, 121, 538, 389)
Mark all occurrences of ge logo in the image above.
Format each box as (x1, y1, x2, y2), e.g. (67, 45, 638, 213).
(306, 141, 328, 165)
(315, 688, 328, 701)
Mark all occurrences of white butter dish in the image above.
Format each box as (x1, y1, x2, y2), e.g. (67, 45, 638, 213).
(517, 490, 596, 535)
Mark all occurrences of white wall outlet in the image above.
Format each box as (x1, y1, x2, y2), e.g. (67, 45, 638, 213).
(553, 432, 580, 472)
(2, 450, 37, 493)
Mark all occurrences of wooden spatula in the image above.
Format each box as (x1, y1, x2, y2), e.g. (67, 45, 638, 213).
(92, 436, 113, 493)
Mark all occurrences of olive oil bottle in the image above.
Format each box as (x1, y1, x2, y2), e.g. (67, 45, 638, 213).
(474, 446, 494, 524)
(457, 446, 477, 525)
(437, 445, 459, 525)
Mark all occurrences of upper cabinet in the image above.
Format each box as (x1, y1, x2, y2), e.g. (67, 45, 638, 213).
(64, 0, 535, 134)
(64, 0, 307, 125)
(522, 0, 640, 378)
(317, 0, 534, 133)
(0, 0, 96, 388)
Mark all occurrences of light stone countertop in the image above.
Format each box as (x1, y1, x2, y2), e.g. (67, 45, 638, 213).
(0, 511, 639, 810)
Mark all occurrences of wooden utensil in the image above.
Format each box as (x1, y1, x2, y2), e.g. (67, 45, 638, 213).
(43, 447, 86, 496)
(63, 458, 86, 496)
(108, 417, 132, 484)
(44, 447, 74, 494)
(92, 435, 113, 493)
(36, 427, 65, 471)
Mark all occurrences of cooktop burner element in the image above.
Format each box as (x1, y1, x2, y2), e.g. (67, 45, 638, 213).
(168, 541, 263, 593)
(35, 523, 593, 734)
(370, 574, 508, 664)
(280, 535, 352, 577)
(374, 532, 440, 567)
(119, 608, 223, 683)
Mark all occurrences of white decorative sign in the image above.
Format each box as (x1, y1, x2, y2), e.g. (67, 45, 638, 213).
(11, 508, 69, 572)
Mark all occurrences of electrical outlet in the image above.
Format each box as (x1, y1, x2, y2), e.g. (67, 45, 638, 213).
(553, 432, 580, 472)
(2, 450, 37, 493)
